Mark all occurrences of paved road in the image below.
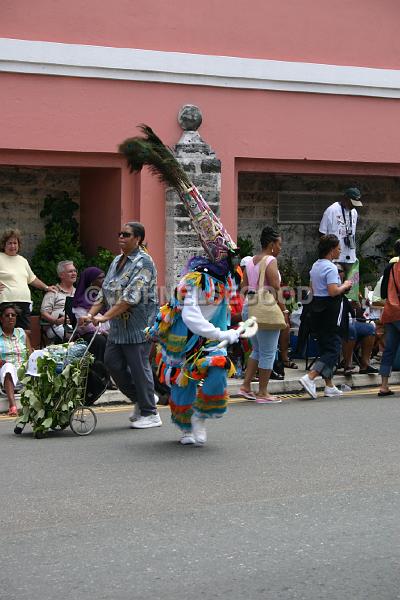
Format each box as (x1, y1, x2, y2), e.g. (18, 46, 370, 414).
(1, 391, 400, 600)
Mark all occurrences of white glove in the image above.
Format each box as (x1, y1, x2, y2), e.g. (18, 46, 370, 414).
(217, 329, 240, 345)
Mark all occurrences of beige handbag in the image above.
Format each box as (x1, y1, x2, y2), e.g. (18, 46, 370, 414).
(248, 257, 287, 331)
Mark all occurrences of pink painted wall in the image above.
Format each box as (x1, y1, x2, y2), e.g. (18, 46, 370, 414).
(1, 0, 399, 69)
(3, 74, 400, 164)
(2, 71, 400, 242)
(80, 168, 124, 257)
(2, 71, 400, 279)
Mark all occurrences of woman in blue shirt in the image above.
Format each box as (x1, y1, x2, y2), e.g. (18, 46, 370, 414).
(299, 234, 352, 399)
(82, 222, 161, 429)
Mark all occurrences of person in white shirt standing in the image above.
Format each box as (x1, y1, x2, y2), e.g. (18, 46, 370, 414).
(319, 187, 363, 273)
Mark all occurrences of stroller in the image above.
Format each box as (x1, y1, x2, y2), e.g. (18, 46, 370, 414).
(14, 325, 108, 438)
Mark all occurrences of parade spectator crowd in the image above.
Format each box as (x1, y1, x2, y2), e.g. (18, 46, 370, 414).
(1, 186, 399, 418)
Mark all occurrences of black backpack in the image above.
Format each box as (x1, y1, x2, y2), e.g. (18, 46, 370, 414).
(380, 263, 394, 300)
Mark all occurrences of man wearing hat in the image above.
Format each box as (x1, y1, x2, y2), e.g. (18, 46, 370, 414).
(319, 187, 363, 270)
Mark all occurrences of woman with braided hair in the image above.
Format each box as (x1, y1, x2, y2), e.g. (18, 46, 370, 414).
(239, 226, 286, 404)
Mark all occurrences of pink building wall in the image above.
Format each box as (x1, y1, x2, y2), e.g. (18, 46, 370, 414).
(1, 1, 400, 283)
(2, 74, 400, 265)
(2, 0, 400, 69)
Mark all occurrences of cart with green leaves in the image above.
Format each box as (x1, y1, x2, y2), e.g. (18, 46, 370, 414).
(14, 328, 104, 438)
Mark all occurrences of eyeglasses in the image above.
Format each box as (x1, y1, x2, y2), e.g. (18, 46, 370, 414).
(118, 232, 133, 238)
(3, 314, 16, 318)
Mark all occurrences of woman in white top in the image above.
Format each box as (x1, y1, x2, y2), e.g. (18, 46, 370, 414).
(239, 226, 287, 403)
(0, 229, 57, 330)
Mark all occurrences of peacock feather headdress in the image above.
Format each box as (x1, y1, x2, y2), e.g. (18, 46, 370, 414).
(119, 125, 237, 262)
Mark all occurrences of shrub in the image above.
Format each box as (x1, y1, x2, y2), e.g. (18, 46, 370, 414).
(30, 192, 115, 313)
(89, 246, 115, 273)
(237, 235, 254, 258)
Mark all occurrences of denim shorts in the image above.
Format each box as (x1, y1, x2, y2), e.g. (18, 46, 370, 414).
(348, 320, 375, 342)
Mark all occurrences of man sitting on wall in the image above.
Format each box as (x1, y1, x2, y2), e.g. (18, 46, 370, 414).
(41, 260, 77, 342)
(339, 266, 378, 376)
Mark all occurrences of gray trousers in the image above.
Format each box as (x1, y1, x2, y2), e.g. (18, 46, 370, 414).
(104, 340, 157, 416)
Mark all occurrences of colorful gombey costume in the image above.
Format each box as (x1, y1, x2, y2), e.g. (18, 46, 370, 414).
(119, 126, 242, 445)
(147, 258, 237, 437)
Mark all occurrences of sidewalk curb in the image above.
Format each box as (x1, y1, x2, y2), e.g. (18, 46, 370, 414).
(229, 372, 400, 397)
(2, 372, 397, 413)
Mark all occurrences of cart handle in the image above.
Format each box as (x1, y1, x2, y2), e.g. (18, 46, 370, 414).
(81, 325, 102, 358)
(69, 321, 80, 341)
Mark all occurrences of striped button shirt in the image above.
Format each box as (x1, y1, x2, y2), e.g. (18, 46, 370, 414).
(98, 248, 158, 344)
(0, 327, 28, 367)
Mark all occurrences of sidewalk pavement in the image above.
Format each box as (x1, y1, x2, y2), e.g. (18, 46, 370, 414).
(1, 359, 394, 413)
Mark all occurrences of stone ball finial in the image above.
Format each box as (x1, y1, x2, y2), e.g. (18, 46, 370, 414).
(178, 105, 202, 131)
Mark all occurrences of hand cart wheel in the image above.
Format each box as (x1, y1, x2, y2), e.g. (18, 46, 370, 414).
(69, 405, 97, 436)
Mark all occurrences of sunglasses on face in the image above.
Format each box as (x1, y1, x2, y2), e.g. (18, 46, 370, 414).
(118, 232, 133, 238)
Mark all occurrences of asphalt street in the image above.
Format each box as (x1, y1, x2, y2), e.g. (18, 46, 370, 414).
(1, 391, 400, 600)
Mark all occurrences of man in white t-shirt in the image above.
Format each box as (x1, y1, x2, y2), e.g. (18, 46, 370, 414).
(319, 187, 362, 266)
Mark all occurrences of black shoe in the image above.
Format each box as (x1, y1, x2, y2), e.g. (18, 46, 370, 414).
(343, 367, 355, 377)
(270, 371, 284, 381)
(106, 379, 118, 390)
(273, 358, 285, 377)
(359, 365, 379, 374)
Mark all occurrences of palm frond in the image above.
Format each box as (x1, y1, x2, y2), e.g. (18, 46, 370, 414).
(356, 225, 377, 251)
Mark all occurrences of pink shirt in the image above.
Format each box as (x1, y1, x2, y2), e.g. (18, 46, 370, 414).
(246, 255, 279, 291)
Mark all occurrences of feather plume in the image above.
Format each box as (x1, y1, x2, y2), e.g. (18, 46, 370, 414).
(118, 124, 237, 261)
(118, 125, 191, 192)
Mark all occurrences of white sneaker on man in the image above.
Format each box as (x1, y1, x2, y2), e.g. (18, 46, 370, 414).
(131, 413, 162, 429)
(129, 395, 159, 422)
(299, 374, 317, 399)
(191, 414, 207, 445)
(324, 385, 343, 397)
(129, 403, 141, 422)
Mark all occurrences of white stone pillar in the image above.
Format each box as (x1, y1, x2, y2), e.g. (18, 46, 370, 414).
(165, 105, 221, 290)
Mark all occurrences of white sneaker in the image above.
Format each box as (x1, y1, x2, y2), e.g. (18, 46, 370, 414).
(129, 395, 158, 422)
(191, 414, 207, 445)
(180, 431, 196, 445)
(324, 385, 343, 397)
(299, 374, 317, 399)
(131, 413, 162, 429)
(129, 403, 141, 422)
